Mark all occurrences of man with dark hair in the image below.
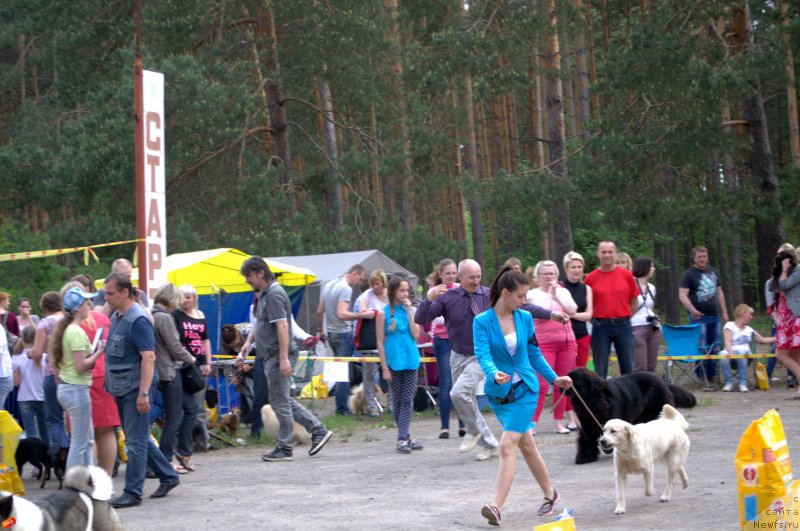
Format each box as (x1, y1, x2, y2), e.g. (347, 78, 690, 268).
(678, 245, 729, 386)
(104, 272, 179, 508)
(241, 256, 332, 461)
(316, 264, 373, 415)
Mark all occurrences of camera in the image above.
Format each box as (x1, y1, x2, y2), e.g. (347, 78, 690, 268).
(646, 314, 660, 331)
(773, 251, 797, 278)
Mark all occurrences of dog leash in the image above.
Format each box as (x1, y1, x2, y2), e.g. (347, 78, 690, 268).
(553, 384, 605, 430)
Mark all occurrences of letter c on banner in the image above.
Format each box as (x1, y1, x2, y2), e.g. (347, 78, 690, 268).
(145, 111, 161, 151)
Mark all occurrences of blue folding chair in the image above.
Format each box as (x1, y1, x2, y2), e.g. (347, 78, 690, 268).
(662, 324, 715, 387)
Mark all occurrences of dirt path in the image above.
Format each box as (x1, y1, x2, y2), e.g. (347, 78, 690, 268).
(17, 382, 800, 530)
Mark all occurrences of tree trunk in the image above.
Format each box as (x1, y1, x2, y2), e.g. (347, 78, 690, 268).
(722, 101, 744, 306)
(385, 0, 414, 228)
(725, 152, 744, 306)
(584, 0, 600, 118)
(543, 0, 574, 262)
(464, 75, 485, 266)
(318, 76, 343, 231)
(572, 0, 592, 139)
(560, 28, 578, 140)
(242, 7, 273, 163)
(451, 82, 467, 244)
(737, 2, 786, 306)
(18, 34, 26, 105)
(29, 34, 39, 102)
(259, 5, 293, 201)
(780, 0, 800, 166)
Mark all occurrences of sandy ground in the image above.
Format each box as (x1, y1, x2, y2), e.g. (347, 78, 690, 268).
(15, 376, 800, 530)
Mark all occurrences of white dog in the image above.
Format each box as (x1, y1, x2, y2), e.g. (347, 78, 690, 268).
(599, 404, 690, 515)
(348, 383, 384, 416)
(261, 405, 311, 445)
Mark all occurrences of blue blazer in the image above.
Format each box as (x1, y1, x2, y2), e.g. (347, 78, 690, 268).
(473, 308, 558, 400)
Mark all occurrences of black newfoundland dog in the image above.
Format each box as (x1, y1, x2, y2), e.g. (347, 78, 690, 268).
(565, 367, 697, 464)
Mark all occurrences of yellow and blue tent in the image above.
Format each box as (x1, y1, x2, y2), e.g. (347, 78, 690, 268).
(99, 248, 315, 351)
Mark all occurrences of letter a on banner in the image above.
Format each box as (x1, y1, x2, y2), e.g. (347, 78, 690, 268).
(135, 61, 167, 298)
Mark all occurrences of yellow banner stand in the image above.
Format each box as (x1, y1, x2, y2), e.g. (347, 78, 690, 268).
(736, 409, 800, 529)
(0, 411, 24, 495)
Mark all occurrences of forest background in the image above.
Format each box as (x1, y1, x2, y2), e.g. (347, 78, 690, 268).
(1, 0, 799, 324)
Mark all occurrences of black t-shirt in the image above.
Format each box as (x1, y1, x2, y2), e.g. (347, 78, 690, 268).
(172, 309, 209, 364)
(562, 279, 588, 339)
(679, 266, 722, 316)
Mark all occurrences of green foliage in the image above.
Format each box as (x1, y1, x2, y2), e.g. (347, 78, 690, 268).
(0, 222, 69, 310)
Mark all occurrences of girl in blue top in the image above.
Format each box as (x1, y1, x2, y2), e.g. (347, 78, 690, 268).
(377, 275, 421, 454)
(474, 267, 572, 526)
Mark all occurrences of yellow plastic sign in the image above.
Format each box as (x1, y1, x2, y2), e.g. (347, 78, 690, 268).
(736, 409, 798, 529)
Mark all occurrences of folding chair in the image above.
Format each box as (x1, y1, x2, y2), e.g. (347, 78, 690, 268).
(662, 324, 714, 387)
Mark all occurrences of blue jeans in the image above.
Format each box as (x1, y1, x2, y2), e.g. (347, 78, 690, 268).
(250, 356, 268, 436)
(116, 389, 178, 500)
(767, 322, 778, 379)
(0, 376, 12, 410)
(590, 318, 634, 378)
(433, 338, 462, 431)
(689, 315, 720, 378)
(56, 383, 93, 469)
(157, 377, 197, 460)
(329, 332, 354, 414)
(720, 356, 748, 386)
(19, 401, 49, 446)
(44, 374, 69, 448)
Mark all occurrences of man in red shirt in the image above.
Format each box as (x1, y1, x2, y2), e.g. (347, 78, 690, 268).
(584, 241, 639, 378)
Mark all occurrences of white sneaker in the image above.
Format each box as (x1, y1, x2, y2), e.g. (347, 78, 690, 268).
(475, 446, 495, 461)
(740, 384, 749, 393)
(459, 433, 482, 453)
(722, 383, 733, 392)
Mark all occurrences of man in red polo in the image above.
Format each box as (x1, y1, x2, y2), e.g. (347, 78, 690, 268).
(584, 241, 638, 378)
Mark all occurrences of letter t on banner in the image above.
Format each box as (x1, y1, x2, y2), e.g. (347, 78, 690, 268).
(135, 59, 167, 299)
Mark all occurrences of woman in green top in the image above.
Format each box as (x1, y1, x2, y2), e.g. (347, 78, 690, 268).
(51, 287, 103, 469)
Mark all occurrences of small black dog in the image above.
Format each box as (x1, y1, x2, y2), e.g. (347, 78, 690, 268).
(14, 438, 51, 488)
(47, 446, 68, 489)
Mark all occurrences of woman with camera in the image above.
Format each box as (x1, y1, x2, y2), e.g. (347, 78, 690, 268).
(769, 249, 800, 398)
(631, 257, 662, 373)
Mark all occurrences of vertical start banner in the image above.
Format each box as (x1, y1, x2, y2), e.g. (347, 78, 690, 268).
(136, 67, 167, 298)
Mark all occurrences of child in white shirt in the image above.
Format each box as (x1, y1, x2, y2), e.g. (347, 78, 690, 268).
(12, 326, 49, 444)
(720, 304, 775, 392)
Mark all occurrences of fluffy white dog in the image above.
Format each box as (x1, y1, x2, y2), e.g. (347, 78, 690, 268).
(599, 404, 690, 515)
(348, 383, 384, 416)
(261, 405, 311, 445)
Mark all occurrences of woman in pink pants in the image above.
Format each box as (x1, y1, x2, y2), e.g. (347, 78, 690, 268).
(527, 261, 577, 434)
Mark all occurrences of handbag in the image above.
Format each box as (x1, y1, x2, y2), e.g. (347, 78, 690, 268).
(180, 362, 206, 394)
(355, 316, 377, 351)
(494, 380, 525, 405)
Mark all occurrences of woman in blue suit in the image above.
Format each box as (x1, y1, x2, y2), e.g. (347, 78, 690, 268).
(474, 267, 572, 526)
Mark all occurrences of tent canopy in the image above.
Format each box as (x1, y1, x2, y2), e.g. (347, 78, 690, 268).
(268, 249, 417, 287)
(267, 249, 419, 335)
(95, 248, 315, 294)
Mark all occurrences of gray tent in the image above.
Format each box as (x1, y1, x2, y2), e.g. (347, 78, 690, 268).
(267, 249, 419, 335)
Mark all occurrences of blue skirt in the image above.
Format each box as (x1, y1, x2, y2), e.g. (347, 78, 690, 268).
(487, 382, 538, 433)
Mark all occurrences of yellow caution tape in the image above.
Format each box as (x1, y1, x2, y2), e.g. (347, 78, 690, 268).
(0, 239, 143, 263)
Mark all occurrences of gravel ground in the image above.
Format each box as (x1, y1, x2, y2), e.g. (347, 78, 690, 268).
(15, 375, 800, 530)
